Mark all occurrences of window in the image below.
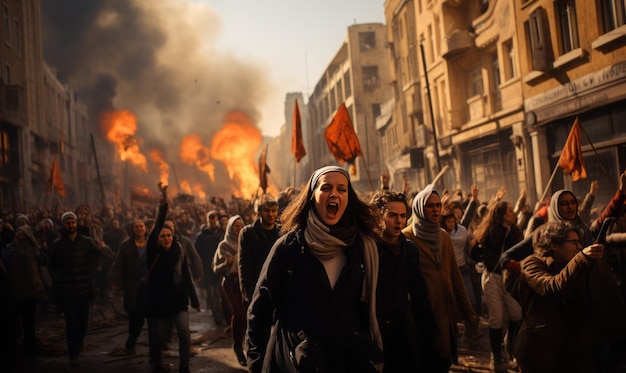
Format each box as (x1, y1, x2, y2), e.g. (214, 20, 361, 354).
(2, 3, 9, 45)
(427, 25, 435, 64)
(600, 0, 626, 32)
(469, 68, 483, 96)
(557, 0, 579, 53)
(343, 70, 352, 98)
(359, 31, 376, 52)
(502, 39, 516, 80)
(491, 54, 502, 111)
(526, 7, 552, 71)
(14, 20, 20, 56)
(372, 103, 381, 119)
(362, 66, 380, 91)
(0, 129, 10, 170)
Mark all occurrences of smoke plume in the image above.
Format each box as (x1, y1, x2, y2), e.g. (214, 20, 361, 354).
(41, 0, 271, 198)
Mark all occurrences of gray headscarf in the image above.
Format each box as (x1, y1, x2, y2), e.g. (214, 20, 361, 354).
(411, 184, 442, 262)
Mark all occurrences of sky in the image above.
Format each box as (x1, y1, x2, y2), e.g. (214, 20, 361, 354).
(203, 0, 386, 136)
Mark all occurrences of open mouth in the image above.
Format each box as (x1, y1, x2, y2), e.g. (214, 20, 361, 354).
(327, 202, 339, 215)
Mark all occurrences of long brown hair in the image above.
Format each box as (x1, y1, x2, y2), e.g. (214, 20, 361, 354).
(473, 201, 510, 244)
(280, 171, 379, 239)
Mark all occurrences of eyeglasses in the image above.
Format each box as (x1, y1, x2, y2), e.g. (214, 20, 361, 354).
(563, 239, 582, 246)
(425, 202, 442, 209)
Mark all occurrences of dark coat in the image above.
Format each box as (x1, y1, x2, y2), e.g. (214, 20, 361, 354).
(246, 230, 377, 373)
(194, 225, 224, 285)
(146, 203, 199, 318)
(238, 218, 281, 303)
(376, 234, 438, 372)
(471, 224, 523, 273)
(110, 236, 144, 312)
(49, 232, 100, 302)
(516, 252, 626, 372)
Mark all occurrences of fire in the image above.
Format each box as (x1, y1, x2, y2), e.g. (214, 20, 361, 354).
(100, 110, 148, 172)
(149, 149, 169, 186)
(180, 180, 192, 194)
(180, 134, 215, 181)
(192, 183, 206, 200)
(210, 111, 262, 199)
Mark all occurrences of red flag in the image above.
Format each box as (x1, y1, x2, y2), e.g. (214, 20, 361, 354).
(51, 158, 66, 197)
(557, 117, 587, 181)
(258, 144, 271, 193)
(291, 100, 306, 163)
(324, 103, 363, 174)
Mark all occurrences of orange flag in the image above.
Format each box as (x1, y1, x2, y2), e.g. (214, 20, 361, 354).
(324, 103, 363, 174)
(51, 158, 67, 197)
(291, 100, 306, 163)
(258, 144, 271, 194)
(557, 117, 587, 181)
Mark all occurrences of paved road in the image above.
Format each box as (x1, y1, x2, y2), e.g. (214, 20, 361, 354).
(10, 294, 508, 373)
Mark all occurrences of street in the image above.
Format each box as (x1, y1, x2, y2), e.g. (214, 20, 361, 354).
(11, 292, 505, 373)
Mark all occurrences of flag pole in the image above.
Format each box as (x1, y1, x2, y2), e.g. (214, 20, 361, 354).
(538, 162, 560, 209)
(359, 156, 375, 193)
(90, 134, 107, 205)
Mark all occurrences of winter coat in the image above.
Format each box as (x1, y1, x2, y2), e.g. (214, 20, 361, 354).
(5, 226, 47, 302)
(49, 231, 100, 302)
(146, 202, 199, 318)
(516, 252, 626, 372)
(402, 227, 477, 363)
(238, 218, 281, 303)
(110, 236, 145, 312)
(246, 230, 379, 373)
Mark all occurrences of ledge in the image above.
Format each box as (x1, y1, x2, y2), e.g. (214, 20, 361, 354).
(522, 70, 545, 84)
(553, 48, 586, 69)
(592, 25, 626, 50)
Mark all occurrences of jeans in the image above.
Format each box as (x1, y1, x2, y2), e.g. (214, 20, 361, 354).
(125, 309, 145, 350)
(149, 311, 191, 369)
(61, 296, 91, 359)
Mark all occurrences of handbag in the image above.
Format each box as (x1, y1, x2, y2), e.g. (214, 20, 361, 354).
(135, 253, 160, 315)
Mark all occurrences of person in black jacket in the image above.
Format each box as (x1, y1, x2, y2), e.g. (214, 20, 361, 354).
(146, 183, 200, 373)
(49, 211, 101, 368)
(370, 190, 438, 372)
(238, 193, 282, 307)
(246, 165, 383, 373)
(108, 218, 148, 356)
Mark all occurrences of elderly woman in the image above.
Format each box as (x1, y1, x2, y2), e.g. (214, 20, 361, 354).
(246, 165, 382, 373)
(516, 221, 626, 373)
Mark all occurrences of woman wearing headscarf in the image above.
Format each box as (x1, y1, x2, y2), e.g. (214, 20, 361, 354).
(246, 165, 383, 373)
(4, 225, 47, 355)
(146, 183, 199, 373)
(212, 214, 246, 366)
(403, 184, 479, 372)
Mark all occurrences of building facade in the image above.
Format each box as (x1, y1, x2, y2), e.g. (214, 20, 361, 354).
(518, 0, 626, 205)
(0, 0, 94, 210)
(307, 23, 392, 194)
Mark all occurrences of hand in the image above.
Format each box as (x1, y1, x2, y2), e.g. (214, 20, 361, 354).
(589, 180, 599, 195)
(495, 186, 506, 200)
(158, 182, 168, 203)
(471, 184, 479, 201)
(582, 243, 604, 259)
(468, 312, 480, 325)
(505, 260, 521, 275)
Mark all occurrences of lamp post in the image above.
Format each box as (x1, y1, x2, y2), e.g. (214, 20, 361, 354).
(419, 36, 442, 182)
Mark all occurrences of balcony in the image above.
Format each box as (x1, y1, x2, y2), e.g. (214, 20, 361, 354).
(0, 84, 26, 126)
(441, 30, 476, 59)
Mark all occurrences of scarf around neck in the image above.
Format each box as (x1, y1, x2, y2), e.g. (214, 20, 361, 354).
(411, 184, 442, 262)
(303, 210, 383, 350)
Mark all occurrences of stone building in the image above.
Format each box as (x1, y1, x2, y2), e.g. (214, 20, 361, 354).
(307, 23, 392, 194)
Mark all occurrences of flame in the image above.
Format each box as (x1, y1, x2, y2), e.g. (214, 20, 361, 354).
(210, 110, 262, 199)
(100, 110, 148, 172)
(192, 183, 206, 200)
(180, 134, 215, 180)
(180, 180, 192, 194)
(149, 149, 169, 186)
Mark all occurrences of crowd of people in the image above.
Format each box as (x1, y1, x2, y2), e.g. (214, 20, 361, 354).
(0, 166, 626, 373)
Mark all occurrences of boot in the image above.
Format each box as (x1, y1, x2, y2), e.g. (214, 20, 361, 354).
(489, 328, 509, 372)
(507, 320, 521, 363)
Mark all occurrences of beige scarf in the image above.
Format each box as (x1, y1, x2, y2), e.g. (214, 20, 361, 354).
(304, 210, 383, 350)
